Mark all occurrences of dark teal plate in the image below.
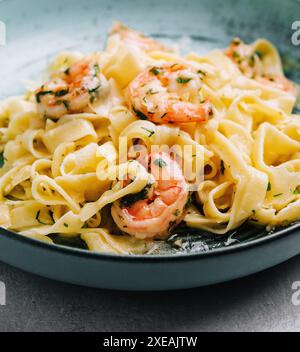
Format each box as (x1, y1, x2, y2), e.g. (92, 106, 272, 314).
(0, 0, 299, 290)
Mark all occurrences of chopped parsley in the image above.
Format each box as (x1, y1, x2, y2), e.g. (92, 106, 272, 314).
(232, 51, 241, 60)
(173, 209, 181, 217)
(197, 70, 207, 77)
(254, 50, 263, 59)
(267, 182, 272, 192)
(273, 193, 283, 198)
(249, 55, 255, 67)
(55, 89, 69, 97)
(88, 85, 101, 94)
(63, 223, 69, 228)
(88, 85, 101, 103)
(0, 151, 6, 168)
(141, 127, 155, 138)
(149, 67, 161, 75)
(36, 90, 54, 103)
(154, 158, 167, 168)
(120, 183, 152, 209)
(176, 77, 192, 84)
(94, 63, 101, 75)
(292, 187, 300, 195)
(185, 193, 193, 209)
(133, 107, 148, 120)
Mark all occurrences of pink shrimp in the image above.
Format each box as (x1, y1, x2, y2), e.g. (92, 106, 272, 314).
(225, 38, 298, 97)
(128, 63, 213, 124)
(110, 21, 168, 52)
(35, 56, 105, 119)
(111, 152, 189, 239)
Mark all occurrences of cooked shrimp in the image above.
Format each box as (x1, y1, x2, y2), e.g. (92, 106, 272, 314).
(110, 21, 168, 52)
(225, 38, 298, 96)
(35, 56, 107, 119)
(128, 63, 213, 124)
(111, 152, 189, 239)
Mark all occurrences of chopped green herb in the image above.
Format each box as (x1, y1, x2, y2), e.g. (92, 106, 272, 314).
(173, 209, 180, 217)
(254, 50, 263, 59)
(232, 51, 240, 59)
(249, 55, 255, 67)
(94, 63, 101, 75)
(88, 85, 101, 94)
(141, 127, 155, 138)
(185, 193, 193, 209)
(149, 67, 161, 75)
(133, 107, 148, 120)
(88, 85, 101, 103)
(63, 223, 69, 228)
(120, 183, 152, 208)
(0, 151, 6, 168)
(292, 187, 300, 195)
(176, 77, 192, 84)
(197, 70, 207, 77)
(154, 158, 167, 168)
(55, 89, 69, 97)
(273, 193, 283, 197)
(267, 182, 272, 192)
(64, 67, 70, 75)
(36, 90, 54, 103)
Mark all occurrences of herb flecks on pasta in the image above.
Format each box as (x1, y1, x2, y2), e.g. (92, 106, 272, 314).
(0, 22, 299, 254)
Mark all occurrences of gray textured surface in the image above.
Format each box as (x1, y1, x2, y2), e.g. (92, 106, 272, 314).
(0, 256, 300, 332)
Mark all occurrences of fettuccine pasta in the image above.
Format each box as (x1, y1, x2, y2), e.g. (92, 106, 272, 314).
(0, 22, 299, 254)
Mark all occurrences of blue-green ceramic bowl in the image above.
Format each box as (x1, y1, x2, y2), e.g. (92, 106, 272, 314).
(0, 0, 299, 290)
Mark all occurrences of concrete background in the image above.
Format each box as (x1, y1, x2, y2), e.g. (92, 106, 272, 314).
(0, 255, 300, 332)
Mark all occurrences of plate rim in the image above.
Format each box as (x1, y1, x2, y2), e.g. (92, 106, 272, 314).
(1, 222, 300, 263)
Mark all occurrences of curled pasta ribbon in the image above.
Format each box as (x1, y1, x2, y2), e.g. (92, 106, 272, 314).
(253, 123, 300, 212)
(31, 175, 81, 213)
(42, 119, 98, 153)
(81, 228, 151, 254)
(22, 129, 50, 158)
(186, 131, 268, 234)
(22, 211, 83, 237)
(80, 160, 152, 222)
(0, 163, 32, 200)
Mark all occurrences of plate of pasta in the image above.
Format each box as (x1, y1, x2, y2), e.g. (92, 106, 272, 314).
(0, 0, 299, 290)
